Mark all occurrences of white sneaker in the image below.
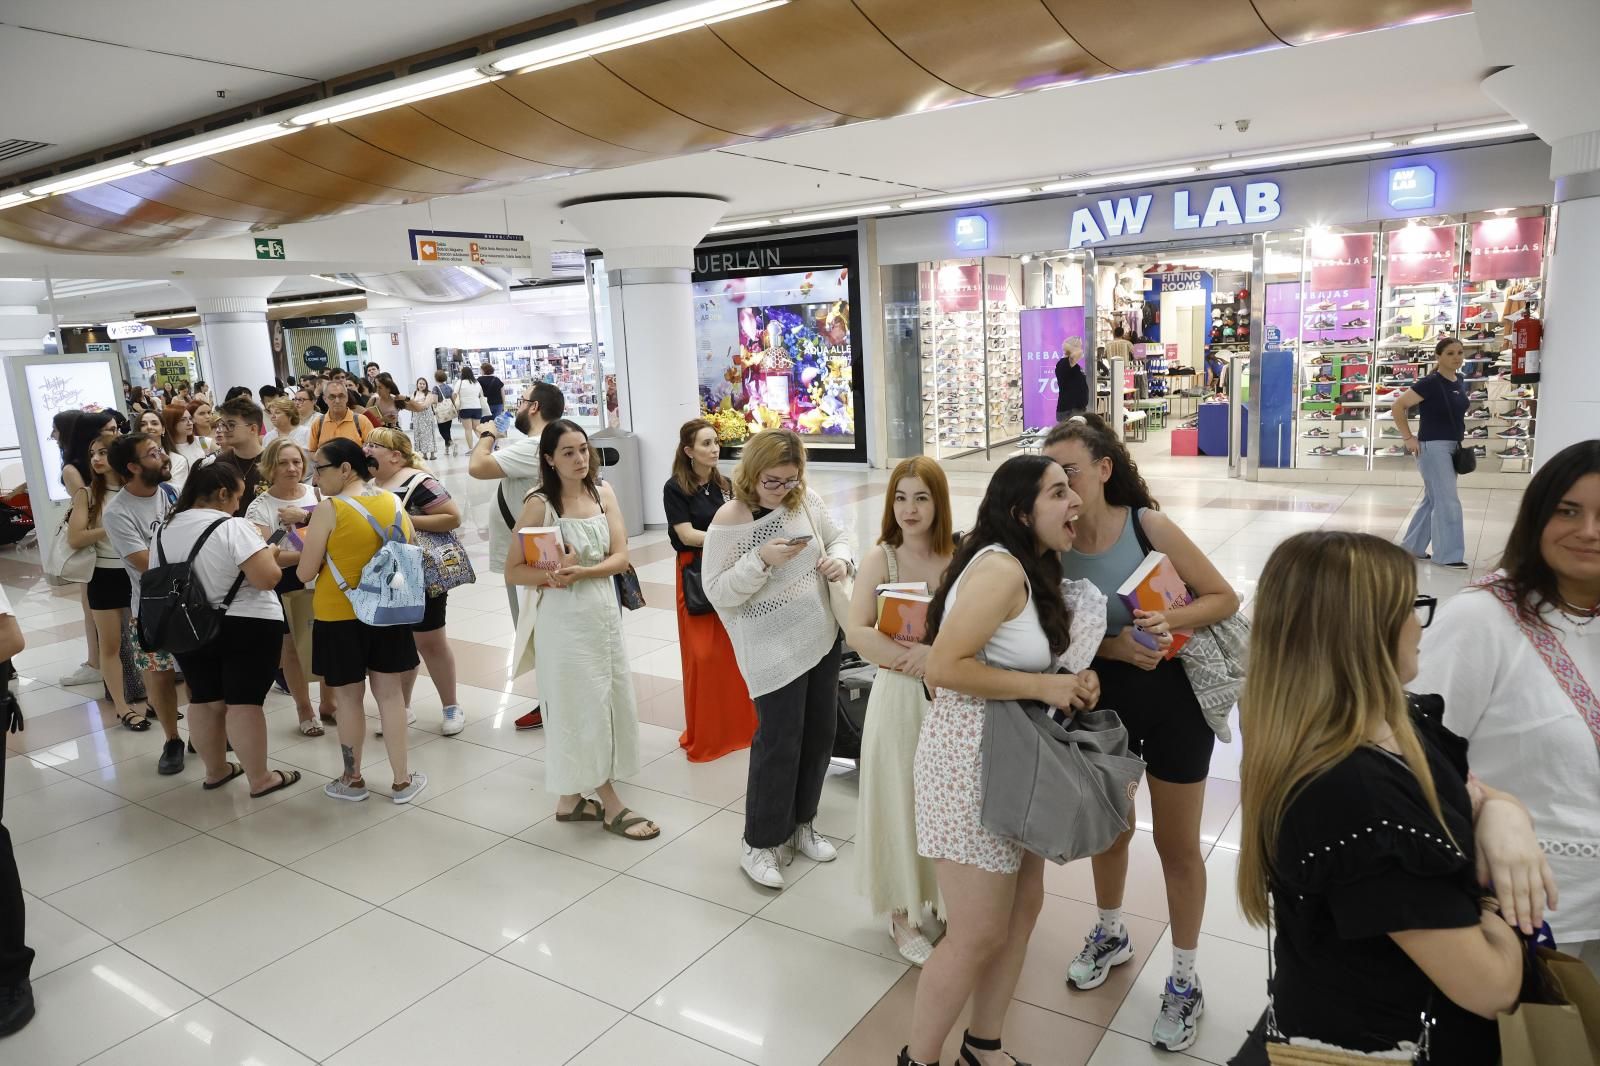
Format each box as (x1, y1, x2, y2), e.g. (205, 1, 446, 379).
(740, 840, 785, 889)
(375, 708, 418, 738)
(440, 704, 466, 736)
(789, 821, 837, 862)
(58, 663, 102, 687)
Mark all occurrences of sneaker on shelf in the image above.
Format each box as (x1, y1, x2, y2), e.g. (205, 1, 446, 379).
(1338, 428, 1367, 438)
(1343, 299, 1370, 310)
(1471, 444, 1489, 459)
(1468, 387, 1490, 401)
(440, 705, 466, 736)
(1507, 403, 1533, 418)
(1066, 924, 1135, 991)
(740, 840, 785, 889)
(1394, 294, 1416, 307)
(1466, 407, 1492, 420)
(790, 821, 837, 862)
(1472, 287, 1500, 304)
(1381, 428, 1402, 438)
(1152, 976, 1205, 1052)
(1501, 442, 1530, 458)
(1380, 376, 1417, 387)
(1438, 287, 1456, 305)
(1508, 386, 1536, 399)
(1308, 410, 1334, 421)
(1499, 425, 1529, 438)
(515, 704, 543, 730)
(1342, 317, 1370, 329)
(1342, 373, 1370, 383)
(1507, 285, 1541, 301)
(1307, 445, 1336, 456)
(1374, 387, 1402, 400)
(1303, 427, 1329, 438)
(58, 663, 103, 687)
(1380, 334, 1414, 349)
(1337, 445, 1367, 457)
(157, 738, 185, 776)
(1466, 427, 1490, 439)
(1479, 308, 1501, 324)
(1430, 311, 1454, 325)
(1308, 354, 1331, 366)
(1379, 445, 1408, 457)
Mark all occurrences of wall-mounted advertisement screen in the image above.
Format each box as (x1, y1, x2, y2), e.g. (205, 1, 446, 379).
(26, 361, 121, 502)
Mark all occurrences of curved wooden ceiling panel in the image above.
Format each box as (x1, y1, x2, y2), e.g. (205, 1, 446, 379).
(0, 0, 1471, 253)
(855, 0, 1114, 97)
(594, 28, 843, 140)
(711, 0, 980, 119)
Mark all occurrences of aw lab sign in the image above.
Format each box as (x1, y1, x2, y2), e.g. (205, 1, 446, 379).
(1067, 181, 1283, 249)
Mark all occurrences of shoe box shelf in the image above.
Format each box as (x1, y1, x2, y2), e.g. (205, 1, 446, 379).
(919, 306, 987, 457)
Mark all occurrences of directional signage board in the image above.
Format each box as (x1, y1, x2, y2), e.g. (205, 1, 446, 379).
(409, 229, 531, 268)
(255, 237, 287, 260)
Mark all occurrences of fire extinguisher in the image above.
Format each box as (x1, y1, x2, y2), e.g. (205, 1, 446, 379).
(1511, 312, 1542, 384)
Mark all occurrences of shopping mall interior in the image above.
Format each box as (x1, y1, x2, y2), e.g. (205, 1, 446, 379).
(0, 1, 1598, 1064)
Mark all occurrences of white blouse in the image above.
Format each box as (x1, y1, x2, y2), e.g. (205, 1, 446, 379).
(1413, 581, 1600, 943)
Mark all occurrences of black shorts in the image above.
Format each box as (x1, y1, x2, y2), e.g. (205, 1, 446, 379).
(87, 566, 131, 611)
(312, 618, 419, 687)
(413, 592, 447, 633)
(174, 616, 283, 705)
(1094, 655, 1216, 784)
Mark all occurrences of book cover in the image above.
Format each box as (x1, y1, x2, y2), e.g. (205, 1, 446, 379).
(1116, 552, 1193, 658)
(876, 582, 931, 595)
(517, 526, 566, 570)
(877, 591, 933, 644)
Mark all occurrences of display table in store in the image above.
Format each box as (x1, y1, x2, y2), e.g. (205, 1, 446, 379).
(1130, 398, 1168, 429)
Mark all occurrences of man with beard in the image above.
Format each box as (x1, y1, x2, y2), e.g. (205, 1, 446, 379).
(103, 433, 184, 775)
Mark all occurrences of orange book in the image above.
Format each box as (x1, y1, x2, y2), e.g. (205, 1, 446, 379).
(1116, 551, 1193, 658)
(517, 526, 565, 570)
(877, 591, 933, 644)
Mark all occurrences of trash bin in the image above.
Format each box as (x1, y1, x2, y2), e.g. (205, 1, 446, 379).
(591, 429, 643, 538)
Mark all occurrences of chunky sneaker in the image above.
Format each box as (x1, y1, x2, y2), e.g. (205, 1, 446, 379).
(515, 704, 543, 730)
(1065, 925, 1134, 990)
(789, 821, 837, 862)
(740, 840, 785, 889)
(440, 705, 466, 736)
(58, 663, 102, 687)
(1152, 976, 1205, 1052)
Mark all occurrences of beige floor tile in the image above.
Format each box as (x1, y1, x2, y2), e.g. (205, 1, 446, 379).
(81, 1000, 317, 1066)
(2, 947, 198, 1066)
(4, 777, 127, 844)
(515, 782, 719, 873)
(15, 805, 196, 896)
(21, 892, 110, 978)
(289, 806, 502, 904)
(627, 808, 825, 914)
(566, 1015, 751, 1066)
(418, 755, 549, 835)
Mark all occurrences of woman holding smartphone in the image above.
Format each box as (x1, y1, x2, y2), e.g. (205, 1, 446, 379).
(247, 438, 326, 736)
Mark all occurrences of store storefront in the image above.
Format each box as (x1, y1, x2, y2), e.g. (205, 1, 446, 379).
(873, 139, 1557, 485)
(687, 231, 865, 462)
(280, 312, 366, 380)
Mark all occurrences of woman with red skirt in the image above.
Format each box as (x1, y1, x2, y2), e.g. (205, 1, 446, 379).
(664, 419, 758, 761)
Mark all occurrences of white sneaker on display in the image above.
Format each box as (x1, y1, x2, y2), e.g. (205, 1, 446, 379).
(740, 840, 785, 889)
(789, 821, 837, 862)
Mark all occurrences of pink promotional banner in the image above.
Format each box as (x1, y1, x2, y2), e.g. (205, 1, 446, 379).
(1469, 216, 1546, 282)
(1309, 232, 1375, 290)
(1386, 225, 1459, 285)
(1020, 306, 1086, 429)
(934, 263, 981, 312)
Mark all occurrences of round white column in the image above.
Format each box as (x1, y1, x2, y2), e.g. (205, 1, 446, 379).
(561, 195, 728, 525)
(1533, 136, 1600, 464)
(177, 278, 281, 395)
(0, 280, 53, 477)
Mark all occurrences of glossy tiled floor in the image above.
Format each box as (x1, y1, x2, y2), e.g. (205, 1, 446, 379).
(2, 435, 1521, 1065)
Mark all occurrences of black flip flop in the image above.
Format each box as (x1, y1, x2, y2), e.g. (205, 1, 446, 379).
(250, 769, 301, 799)
(202, 763, 245, 790)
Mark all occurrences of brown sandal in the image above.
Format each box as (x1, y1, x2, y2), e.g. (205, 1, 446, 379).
(250, 769, 301, 798)
(603, 807, 660, 841)
(555, 797, 603, 822)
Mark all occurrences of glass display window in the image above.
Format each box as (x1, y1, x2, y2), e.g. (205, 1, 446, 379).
(915, 257, 1025, 458)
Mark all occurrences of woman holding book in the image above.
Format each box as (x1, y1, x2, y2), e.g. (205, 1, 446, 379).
(504, 420, 657, 840)
(845, 457, 955, 965)
(663, 418, 756, 762)
(704, 428, 853, 891)
(1043, 414, 1239, 1053)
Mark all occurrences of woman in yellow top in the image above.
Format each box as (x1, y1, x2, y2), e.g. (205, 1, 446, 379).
(296, 437, 426, 805)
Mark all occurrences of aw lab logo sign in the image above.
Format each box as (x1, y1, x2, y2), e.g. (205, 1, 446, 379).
(1067, 181, 1282, 249)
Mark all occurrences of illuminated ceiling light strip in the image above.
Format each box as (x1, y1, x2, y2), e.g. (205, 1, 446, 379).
(269, 294, 366, 309)
(707, 219, 773, 233)
(490, 0, 785, 73)
(897, 186, 1034, 210)
(290, 69, 493, 126)
(139, 312, 198, 322)
(776, 204, 895, 224)
(1039, 166, 1197, 193)
(28, 161, 146, 197)
(140, 123, 302, 166)
(1408, 122, 1528, 146)
(0, 190, 45, 209)
(1207, 141, 1395, 171)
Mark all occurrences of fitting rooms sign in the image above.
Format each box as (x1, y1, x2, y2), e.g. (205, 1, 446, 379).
(1067, 181, 1283, 249)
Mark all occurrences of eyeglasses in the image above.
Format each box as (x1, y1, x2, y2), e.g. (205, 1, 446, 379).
(760, 477, 802, 492)
(314, 462, 340, 472)
(214, 420, 238, 433)
(1413, 594, 1438, 628)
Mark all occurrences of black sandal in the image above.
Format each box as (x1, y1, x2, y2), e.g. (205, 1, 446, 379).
(202, 763, 245, 790)
(118, 708, 151, 731)
(250, 769, 301, 798)
(897, 1049, 938, 1066)
(959, 1032, 1028, 1066)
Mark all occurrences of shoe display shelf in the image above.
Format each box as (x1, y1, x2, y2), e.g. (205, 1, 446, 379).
(1457, 277, 1542, 469)
(1295, 288, 1376, 469)
(919, 304, 986, 457)
(985, 306, 1024, 446)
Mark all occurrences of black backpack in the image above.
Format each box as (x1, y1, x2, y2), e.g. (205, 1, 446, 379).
(137, 518, 247, 654)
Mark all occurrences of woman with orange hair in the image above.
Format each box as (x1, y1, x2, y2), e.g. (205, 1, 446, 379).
(664, 419, 757, 761)
(846, 456, 955, 964)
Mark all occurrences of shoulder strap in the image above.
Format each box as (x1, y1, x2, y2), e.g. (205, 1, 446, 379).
(1435, 374, 1466, 438)
(1130, 506, 1154, 556)
(1474, 579, 1600, 752)
(330, 495, 395, 542)
(497, 482, 517, 529)
(399, 474, 426, 512)
(883, 543, 899, 584)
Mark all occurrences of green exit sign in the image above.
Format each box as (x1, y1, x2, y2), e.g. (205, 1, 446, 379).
(254, 237, 286, 260)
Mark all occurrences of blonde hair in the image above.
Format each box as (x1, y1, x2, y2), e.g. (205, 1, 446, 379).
(879, 456, 954, 556)
(257, 437, 310, 483)
(365, 427, 425, 472)
(731, 428, 806, 510)
(1237, 532, 1454, 927)
(267, 397, 299, 427)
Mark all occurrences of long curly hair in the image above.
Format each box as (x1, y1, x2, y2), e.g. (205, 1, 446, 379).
(1043, 412, 1158, 511)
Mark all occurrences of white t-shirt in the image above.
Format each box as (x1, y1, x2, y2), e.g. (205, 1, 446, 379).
(454, 379, 483, 410)
(165, 449, 191, 491)
(1413, 582, 1600, 942)
(103, 483, 176, 614)
(289, 423, 312, 449)
(484, 435, 543, 575)
(152, 508, 283, 622)
(245, 485, 318, 533)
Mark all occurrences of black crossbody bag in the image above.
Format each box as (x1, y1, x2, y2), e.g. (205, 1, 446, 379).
(1437, 375, 1476, 475)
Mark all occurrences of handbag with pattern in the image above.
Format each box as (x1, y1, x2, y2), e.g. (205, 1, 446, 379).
(399, 476, 475, 596)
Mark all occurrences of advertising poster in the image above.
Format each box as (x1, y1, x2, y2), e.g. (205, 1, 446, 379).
(1386, 225, 1459, 285)
(26, 361, 121, 502)
(1308, 232, 1375, 290)
(1469, 216, 1545, 282)
(934, 263, 981, 312)
(692, 269, 854, 443)
(1020, 306, 1086, 429)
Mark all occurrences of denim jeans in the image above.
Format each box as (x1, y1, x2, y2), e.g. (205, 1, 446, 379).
(1401, 440, 1466, 564)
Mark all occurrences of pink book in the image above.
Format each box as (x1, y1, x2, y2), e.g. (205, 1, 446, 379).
(1117, 552, 1193, 658)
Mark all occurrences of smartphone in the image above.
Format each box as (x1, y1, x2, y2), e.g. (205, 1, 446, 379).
(493, 409, 514, 435)
(265, 528, 288, 547)
(786, 534, 814, 545)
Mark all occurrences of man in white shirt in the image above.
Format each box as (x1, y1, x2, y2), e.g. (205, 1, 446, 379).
(468, 382, 564, 730)
(102, 433, 184, 775)
(0, 585, 34, 1036)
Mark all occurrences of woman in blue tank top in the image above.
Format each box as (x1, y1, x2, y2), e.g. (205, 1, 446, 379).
(1044, 414, 1241, 1054)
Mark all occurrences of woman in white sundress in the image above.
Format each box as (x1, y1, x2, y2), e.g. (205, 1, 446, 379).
(411, 377, 439, 460)
(504, 418, 658, 841)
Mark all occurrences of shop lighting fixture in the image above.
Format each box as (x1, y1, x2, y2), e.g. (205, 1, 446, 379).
(1039, 166, 1197, 193)
(28, 161, 147, 197)
(1408, 122, 1527, 146)
(140, 122, 302, 166)
(707, 219, 773, 233)
(1207, 142, 1395, 171)
(488, 0, 787, 74)
(776, 204, 895, 224)
(0, 190, 45, 210)
(139, 312, 198, 322)
(897, 187, 1033, 210)
(269, 294, 366, 310)
(289, 69, 495, 126)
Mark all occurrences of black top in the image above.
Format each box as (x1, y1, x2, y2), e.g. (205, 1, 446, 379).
(197, 450, 265, 518)
(1412, 371, 1468, 444)
(1270, 694, 1497, 1064)
(662, 476, 727, 554)
(1055, 358, 1089, 413)
(479, 375, 505, 407)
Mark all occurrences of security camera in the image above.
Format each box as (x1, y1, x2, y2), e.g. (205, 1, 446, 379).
(1235, 118, 1251, 133)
